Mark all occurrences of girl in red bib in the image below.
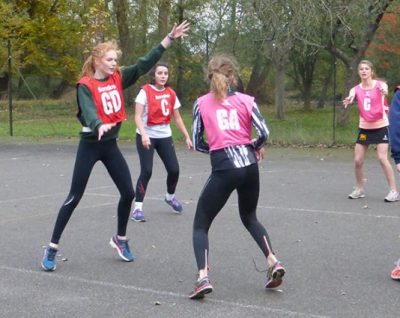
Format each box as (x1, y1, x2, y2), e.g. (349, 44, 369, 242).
(41, 21, 190, 272)
(343, 60, 398, 202)
(130, 63, 192, 222)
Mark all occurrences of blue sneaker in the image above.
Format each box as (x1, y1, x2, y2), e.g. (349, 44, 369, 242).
(131, 208, 146, 222)
(109, 235, 134, 262)
(165, 197, 183, 213)
(41, 246, 58, 271)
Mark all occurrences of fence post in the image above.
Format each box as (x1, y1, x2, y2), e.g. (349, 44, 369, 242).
(8, 39, 13, 137)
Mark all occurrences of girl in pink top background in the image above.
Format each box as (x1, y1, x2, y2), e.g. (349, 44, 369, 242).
(343, 60, 398, 202)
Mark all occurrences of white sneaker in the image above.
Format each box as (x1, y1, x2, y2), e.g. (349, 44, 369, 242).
(384, 190, 399, 202)
(348, 188, 365, 199)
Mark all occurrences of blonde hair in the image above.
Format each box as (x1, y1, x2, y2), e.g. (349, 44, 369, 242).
(80, 40, 122, 78)
(358, 60, 377, 79)
(206, 54, 238, 100)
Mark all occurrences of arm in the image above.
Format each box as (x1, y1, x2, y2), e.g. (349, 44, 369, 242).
(121, 21, 190, 88)
(192, 102, 209, 154)
(135, 103, 151, 149)
(77, 84, 102, 131)
(343, 87, 356, 108)
(173, 109, 193, 149)
(251, 102, 269, 151)
(77, 85, 116, 140)
(389, 90, 400, 165)
(380, 81, 388, 96)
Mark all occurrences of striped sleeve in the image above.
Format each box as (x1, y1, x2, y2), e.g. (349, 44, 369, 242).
(251, 102, 269, 150)
(192, 102, 210, 154)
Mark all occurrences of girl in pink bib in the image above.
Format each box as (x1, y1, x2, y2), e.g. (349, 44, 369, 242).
(343, 60, 398, 202)
(189, 55, 285, 299)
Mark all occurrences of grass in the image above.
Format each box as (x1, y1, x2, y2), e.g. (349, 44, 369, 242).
(0, 98, 360, 146)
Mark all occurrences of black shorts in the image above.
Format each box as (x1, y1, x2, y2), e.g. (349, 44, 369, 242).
(356, 126, 389, 145)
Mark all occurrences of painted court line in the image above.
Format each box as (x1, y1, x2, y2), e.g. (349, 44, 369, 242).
(0, 265, 329, 318)
(1, 191, 399, 225)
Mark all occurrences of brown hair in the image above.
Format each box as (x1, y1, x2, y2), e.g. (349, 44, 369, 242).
(148, 62, 170, 86)
(206, 54, 238, 100)
(80, 40, 122, 78)
(358, 60, 377, 79)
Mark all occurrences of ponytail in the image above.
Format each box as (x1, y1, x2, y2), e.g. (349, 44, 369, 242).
(206, 54, 238, 100)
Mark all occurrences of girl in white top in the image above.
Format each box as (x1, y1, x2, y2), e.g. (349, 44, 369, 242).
(131, 62, 192, 222)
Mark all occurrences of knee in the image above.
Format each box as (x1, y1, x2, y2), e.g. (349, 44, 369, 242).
(377, 154, 389, 165)
(354, 157, 364, 168)
(121, 188, 135, 203)
(240, 213, 257, 228)
(62, 193, 82, 208)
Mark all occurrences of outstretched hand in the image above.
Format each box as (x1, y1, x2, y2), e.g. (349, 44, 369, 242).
(342, 96, 353, 109)
(169, 20, 190, 40)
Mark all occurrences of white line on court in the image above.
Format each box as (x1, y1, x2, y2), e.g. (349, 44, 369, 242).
(0, 265, 329, 318)
(1, 194, 399, 225)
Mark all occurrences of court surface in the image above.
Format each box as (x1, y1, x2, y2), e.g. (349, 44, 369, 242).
(0, 142, 399, 317)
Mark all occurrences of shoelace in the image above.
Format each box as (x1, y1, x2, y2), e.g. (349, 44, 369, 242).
(47, 249, 56, 261)
(120, 240, 131, 253)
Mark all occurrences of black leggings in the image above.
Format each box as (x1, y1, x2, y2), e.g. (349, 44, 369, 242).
(50, 139, 135, 244)
(135, 134, 179, 202)
(192, 164, 274, 270)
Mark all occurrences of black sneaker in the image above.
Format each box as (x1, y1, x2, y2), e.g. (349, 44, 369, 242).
(189, 276, 213, 299)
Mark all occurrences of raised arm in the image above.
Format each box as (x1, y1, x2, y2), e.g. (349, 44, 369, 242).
(160, 20, 190, 49)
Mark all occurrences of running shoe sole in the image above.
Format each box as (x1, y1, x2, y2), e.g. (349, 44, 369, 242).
(189, 284, 213, 299)
(41, 263, 56, 271)
(348, 195, 365, 199)
(130, 216, 146, 222)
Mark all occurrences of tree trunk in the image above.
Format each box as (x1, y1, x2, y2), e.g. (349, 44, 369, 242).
(175, 1, 185, 101)
(303, 84, 312, 111)
(112, 0, 130, 64)
(138, 0, 148, 52)
(0, 73, 9, 99)
(317, 67, 333, 108)
(246, 58, 270, 103)
(275, 63, 285, 120)
(158, 0, 171, 38)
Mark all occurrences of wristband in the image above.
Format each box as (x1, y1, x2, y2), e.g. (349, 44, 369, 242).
(168, 33, 175, 41)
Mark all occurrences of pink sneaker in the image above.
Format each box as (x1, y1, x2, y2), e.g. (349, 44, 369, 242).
(391, 259, 400, 280)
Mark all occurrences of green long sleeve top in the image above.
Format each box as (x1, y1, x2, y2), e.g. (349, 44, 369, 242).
(76, 43, 166, 142)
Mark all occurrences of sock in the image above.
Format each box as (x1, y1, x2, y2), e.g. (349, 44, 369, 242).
(165, 193, 175, 201)
(134, 202, 143, 210)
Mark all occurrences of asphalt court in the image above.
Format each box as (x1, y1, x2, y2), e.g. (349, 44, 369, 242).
(0, 142, 399, 317)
